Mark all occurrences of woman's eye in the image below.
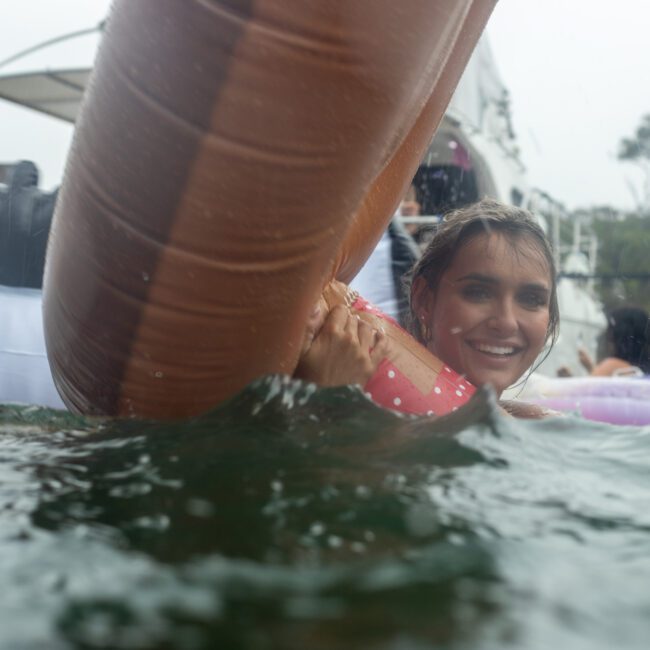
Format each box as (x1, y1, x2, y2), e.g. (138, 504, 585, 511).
(461, 285, 491, 301)
(518, 291, 547, 309)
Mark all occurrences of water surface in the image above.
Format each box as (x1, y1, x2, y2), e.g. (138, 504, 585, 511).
(1, 376, 649, 649)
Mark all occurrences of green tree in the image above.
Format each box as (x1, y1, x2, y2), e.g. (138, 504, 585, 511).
(618, 114, 650, 211)
(591, 214, 650, 312)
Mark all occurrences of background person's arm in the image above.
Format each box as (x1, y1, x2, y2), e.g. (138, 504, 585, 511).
(590, 357, 633, 377)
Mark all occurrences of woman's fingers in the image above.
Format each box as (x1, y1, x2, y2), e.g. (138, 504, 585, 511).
(294, 305, 390, 387)
(326, 304, 352, 333)
(357, 318, 378, 349)
(370, 328, 389, 362)
(329, 306, 376, 349)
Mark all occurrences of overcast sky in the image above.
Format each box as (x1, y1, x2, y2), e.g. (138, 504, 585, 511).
(1, 1, 650, 211)
(489, 0, 650, 211)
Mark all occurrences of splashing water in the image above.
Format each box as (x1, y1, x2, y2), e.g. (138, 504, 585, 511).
(1, 376, 649, 649)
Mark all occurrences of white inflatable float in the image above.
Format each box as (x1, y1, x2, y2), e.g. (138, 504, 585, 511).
(520, 375, 650, 426)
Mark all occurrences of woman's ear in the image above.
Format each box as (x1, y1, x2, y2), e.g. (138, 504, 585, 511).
(411, 276, 434, 343)
(411, 276, 432, 322)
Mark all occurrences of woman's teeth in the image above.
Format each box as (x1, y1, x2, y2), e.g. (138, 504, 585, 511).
(472, 342, 516, 356)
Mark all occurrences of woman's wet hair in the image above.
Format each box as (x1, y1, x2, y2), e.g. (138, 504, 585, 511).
(605, 306, 650, 373)
(406, 197, 560, 357)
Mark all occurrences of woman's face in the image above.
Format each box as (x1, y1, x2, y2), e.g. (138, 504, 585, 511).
(420, 231, 552, 395)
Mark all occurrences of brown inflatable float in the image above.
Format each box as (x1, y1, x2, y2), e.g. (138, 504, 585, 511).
(43, 0, 496, 418)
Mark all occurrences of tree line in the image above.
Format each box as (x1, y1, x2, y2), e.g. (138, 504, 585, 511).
(561, 114, 650, 314)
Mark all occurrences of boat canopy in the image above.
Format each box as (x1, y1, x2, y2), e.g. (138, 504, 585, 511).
(0, 25, 100, 123)
(0, 68, 89, 123)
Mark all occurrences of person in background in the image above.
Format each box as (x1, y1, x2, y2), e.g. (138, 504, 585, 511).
(398, 183, 421, 235)
(350, 187, 421, 327)
(576, 306, 650, 377)
(397, 182, 439, 248)
(0, 160, 56, 289)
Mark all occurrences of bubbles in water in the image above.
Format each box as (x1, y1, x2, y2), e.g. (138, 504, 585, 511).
(185, 498, 215, 518)
(355, 485, 371, 499)
(327, 535, 343, 549)
(132, 514, 170, 531)
(310, 522, 325, 536)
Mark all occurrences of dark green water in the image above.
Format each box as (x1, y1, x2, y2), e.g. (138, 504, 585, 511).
(1, 375, 649, 649)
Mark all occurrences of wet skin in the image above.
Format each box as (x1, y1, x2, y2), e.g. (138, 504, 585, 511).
(297, 301, 388, 387)
(419, 232, 551, 396)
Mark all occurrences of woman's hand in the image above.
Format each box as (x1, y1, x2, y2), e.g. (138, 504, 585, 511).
(295, 305, 389, 387)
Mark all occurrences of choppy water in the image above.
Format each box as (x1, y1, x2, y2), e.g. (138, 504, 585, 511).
(1, 375, 650, 650)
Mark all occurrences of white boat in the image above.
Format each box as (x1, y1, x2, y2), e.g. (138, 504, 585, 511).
(409, 36, 606, 378)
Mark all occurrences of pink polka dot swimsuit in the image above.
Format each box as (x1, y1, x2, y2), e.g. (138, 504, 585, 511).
(352, 295, 474, 416)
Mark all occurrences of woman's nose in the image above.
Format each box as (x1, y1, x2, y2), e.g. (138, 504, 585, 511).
(487, 299, 518, 335)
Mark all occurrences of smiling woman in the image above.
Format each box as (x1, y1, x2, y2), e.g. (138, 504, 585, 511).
(410, 198, 559, 396)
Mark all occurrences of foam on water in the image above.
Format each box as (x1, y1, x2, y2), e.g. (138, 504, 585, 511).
(1, 376, 649, 649)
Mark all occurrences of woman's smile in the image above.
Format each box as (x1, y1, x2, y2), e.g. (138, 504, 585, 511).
(465, 340, 522, 358)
